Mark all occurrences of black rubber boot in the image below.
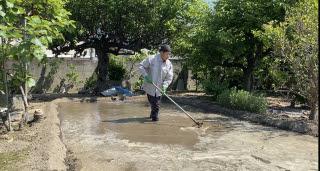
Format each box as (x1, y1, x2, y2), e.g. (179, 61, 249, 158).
(151, 113, 159, 121)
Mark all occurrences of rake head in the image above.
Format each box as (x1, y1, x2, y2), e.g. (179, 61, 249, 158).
(196, 122, 203, 128)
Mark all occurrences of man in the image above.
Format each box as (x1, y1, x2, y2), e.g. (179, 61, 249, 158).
(138, 44, 174, 121)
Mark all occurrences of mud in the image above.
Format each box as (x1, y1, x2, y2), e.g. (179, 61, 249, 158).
(0, 94, 318, 171)
(164, 95, 318, 137)
(59, 98, 318, 171)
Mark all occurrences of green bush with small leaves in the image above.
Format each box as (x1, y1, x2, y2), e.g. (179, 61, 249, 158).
(202, 79, 229, 101)
(217, 88, 268, 114)
(66, 64, 82, 85)
(108, 55, 127, 81)
(85, 72, 97, 88)
(133, 76, 144, 90)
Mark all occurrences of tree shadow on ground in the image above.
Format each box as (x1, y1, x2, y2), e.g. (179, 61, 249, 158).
(78, 96, 97, 103)
(102, 117, 152, 124)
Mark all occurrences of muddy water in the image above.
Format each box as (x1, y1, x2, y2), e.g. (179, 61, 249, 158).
(59, 101, 318, 171)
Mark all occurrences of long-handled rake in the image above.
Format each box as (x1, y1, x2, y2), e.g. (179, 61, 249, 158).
(152, 82, 203, 128)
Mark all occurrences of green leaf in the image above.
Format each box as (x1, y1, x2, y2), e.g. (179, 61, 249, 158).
(21, 57, 29, 63)
(35, 30, 47, 35)
(6, 1, 14, 8)
(7, 14, 15, 22)
(12, 7, 19, 14)
(33, 52, 44, 61)
(6, 26, 15, 31)
(10, 46, 19, 54)
(31, 16, 41, 24)
(26, 72, 32, 78)
(20, 42, 31, 51)
(66, 26, 74, 33)
(0, 11, 5, 17)
(68, 64, 76, 69)
(27, 78, 36, 87)
(31, 38, 43, 46)
(43, 24, 51, 31)
(12, 32, 23, 39)
(12, 63, 20, 68)
(13, 80, 20, 86)
(0, 30, 7, 38)
(47, 36, 52, 43)
(18, 7, 25, 14)
(7, 137, 13, 143)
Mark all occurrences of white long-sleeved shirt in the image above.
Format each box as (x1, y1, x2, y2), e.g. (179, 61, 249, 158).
(138, 54, 173, 97)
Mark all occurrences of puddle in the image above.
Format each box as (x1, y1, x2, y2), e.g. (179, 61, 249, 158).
(59, 100, 318, 171)
(59, 101, 229, 150)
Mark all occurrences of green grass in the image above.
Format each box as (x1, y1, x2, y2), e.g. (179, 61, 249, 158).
(0, 147, 29, 171)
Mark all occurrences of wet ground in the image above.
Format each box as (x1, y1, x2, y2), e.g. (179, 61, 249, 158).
(59, 100, 318, 171)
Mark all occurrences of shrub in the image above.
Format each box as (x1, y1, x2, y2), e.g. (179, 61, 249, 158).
(216, 88, 233, 107)
(217, 88, 268, 114)
(66, 64, 82, 85)
(202, 79, 229, 101)
(84, 55, 126, 88)
(108, 56, 127, 81)
(133, 75, 144, 90)
(85, 72, 97, 88)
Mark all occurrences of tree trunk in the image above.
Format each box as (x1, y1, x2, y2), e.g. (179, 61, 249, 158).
(243, 67, 254, 92)
(308, 97, 318, 120)
(243, 43, 267, 92)
(19, 86, 29, 130)
(1, 37, 11, 131)
(94, 47, 109, 93)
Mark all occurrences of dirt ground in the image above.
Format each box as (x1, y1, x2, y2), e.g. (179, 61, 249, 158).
(0, 93, 318, 171)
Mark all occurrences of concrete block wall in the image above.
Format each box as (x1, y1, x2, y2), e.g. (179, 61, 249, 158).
(5, 58, 196, 93)
(31, 58, 98, 93)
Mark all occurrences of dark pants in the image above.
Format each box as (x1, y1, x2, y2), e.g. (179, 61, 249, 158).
(147, 94, 162, 115)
